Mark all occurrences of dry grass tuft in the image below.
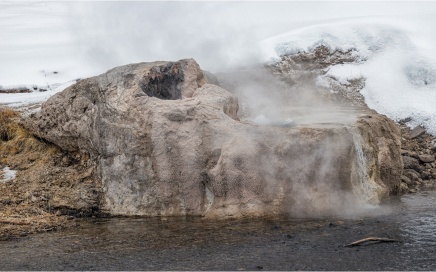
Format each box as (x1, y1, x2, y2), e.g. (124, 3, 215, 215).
(0, 107, 58, 165)
(0, 107, 71, 239)
(0, 211, 76, 240)
(0, 107, 100, 239)
(0, 107, 19, 141)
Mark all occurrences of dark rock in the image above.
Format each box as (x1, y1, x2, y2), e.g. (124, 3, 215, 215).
(402, 156, 420, 171)
(410, 125, 426, 139)
(399, 117, 412, 124)
(421, 171, 431, 180)
(419, 154, 435, 163)
(404, 169, 420, 181)
(401, 175, 413, 185)
(400, 149, 409, 156)
(400, 182, 409, 193)
(422, 180, 433, 187)
(409, 151, 419, 159)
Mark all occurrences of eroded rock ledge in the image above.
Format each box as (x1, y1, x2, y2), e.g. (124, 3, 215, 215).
(25, 59, 402, 218)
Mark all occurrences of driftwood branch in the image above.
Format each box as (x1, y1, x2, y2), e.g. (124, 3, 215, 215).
(345, 237, 399, 247)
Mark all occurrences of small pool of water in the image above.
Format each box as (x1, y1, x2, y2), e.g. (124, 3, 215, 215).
(246, 106, 367, 129)
(1, 191, 435, 270)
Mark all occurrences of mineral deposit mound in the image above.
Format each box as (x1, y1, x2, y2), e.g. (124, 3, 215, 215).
(26, 59, 402, 218)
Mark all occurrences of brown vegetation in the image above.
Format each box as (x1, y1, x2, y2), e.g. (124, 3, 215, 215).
(0, 107, 100, 240)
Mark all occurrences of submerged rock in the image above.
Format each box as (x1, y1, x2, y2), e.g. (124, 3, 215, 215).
(26, 59, 402, 218)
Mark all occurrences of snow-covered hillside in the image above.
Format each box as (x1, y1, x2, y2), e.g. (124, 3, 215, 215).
(0, 1, 95, 105)
(1, 1, 435, 134)
(261, 15, 436, 134)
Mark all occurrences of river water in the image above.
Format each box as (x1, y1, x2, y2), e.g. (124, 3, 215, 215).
(1, 190, 435, 270)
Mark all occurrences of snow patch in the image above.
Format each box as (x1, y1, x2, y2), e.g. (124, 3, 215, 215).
(1, 167, 16, 183)
(0, 81, 76, 107)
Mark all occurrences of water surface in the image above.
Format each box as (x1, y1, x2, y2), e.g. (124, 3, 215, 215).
(1, 191, 435, 270)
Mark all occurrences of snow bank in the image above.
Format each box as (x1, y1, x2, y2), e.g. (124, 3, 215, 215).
(260, 15, 436, 135)
(0, 1, 99, 106)
(0, 82, 76, 107)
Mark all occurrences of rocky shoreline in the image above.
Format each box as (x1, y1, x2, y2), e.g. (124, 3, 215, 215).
(399, 124, 436, 193)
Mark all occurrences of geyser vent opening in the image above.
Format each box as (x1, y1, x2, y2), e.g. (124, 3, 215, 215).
(140, 62, 184, 100)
